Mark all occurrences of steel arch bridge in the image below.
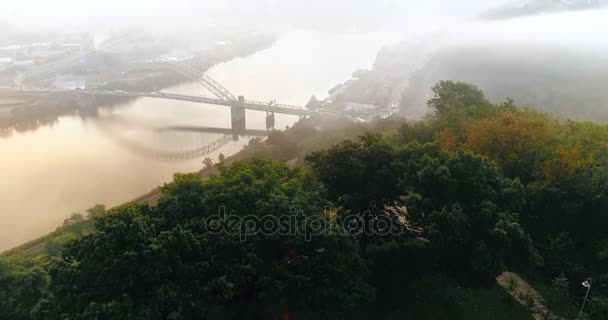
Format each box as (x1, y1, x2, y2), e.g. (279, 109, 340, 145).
(10, 49, 336, 125)
(163, 58, 236, 102)
(2, 41, 338, 160)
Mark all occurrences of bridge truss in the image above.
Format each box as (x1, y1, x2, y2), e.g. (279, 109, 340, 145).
(162, 59, 236, 102)
(8, 44, 333, 119)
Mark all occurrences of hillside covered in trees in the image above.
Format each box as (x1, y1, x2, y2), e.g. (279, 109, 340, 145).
(2, 81, 608, 319)
(400, 45, 608, 122)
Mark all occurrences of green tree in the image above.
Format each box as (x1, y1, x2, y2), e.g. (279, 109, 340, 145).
(61, 213, 84, 226)
(38, 160, 373, 319)
(395, 142, 530, 280)
(203, 157, 214, 169)
(85, 204, 105, 219)
(545, 273, 577, 318)
(0, 256, 48, 320)
(428, 81, 491, 115)
(44, 232, 78, 257)
(306, 133, 401, 254)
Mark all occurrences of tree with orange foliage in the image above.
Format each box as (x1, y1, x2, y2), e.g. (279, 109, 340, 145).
(464, 110, 556, 180)
(435, 128, 460, 152)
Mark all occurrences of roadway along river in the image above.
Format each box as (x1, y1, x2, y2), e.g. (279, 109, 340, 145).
(0, 29, 397, 251)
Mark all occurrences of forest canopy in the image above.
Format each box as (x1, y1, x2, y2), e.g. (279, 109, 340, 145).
(2, 81, 608, 319)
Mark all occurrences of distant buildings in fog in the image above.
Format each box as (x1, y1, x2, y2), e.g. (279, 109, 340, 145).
(54, 76, 86, 90)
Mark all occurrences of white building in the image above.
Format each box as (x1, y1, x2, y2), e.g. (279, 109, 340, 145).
(54, 76, 86, 90)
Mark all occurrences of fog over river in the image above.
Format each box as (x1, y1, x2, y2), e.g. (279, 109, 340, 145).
(0, 29, 397, 251)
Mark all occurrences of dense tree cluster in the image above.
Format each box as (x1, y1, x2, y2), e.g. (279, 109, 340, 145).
(35, 161, 373, 319)
(307, 134, 530, 282)
(404, 81, 608, 318)
(0, 257, 47, 320)
(3, 80, 608, 319)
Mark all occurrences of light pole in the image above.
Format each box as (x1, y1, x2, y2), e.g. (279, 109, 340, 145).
(578, 278, 592, 319)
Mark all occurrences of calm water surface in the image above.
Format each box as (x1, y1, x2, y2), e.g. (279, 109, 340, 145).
(0, 30, 396, 251)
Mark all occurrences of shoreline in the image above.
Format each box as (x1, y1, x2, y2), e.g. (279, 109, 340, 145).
(1, 114, 302, 256)
(1, 29, 389, 255)
(3, 81, 371, 255)
(0, 36, 281, 254)
(0, 33, 277, 134)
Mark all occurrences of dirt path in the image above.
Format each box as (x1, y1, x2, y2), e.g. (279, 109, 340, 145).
(497, 272, 560, 320)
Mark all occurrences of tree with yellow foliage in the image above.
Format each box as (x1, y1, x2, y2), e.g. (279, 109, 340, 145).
(464, 110, 556, 180)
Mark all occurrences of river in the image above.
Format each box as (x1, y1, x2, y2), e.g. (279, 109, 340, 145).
(0, 29, 397, 252)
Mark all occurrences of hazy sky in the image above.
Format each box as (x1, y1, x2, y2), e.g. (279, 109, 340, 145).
(3, 1, 607, 59)
(1, 0, 507, 32)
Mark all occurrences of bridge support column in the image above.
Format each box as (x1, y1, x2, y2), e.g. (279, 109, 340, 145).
(231, 95, 246, 133)
(76, 92, 97, 108)
(266, 111, 275, 130)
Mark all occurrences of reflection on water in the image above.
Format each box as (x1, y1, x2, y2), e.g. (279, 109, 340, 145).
(0, 29, 395, 251)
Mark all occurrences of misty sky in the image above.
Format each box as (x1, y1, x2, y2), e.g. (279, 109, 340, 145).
(2, 0, 607, 61)
(1, 0, 508, 32)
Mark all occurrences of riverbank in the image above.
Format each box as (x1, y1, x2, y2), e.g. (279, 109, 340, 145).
(0, 29, 394, 253)
(1, 115, 358, 256)
(4, 107, 401, 257)
(0, 33, 277, 133)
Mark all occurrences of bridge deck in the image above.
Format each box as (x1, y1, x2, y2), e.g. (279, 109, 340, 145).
(0, 87, 326, 117)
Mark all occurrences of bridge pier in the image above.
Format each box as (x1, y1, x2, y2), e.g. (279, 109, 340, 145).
(266, 111, 275, 130)
(231, 95, 246, 133)
(76, 91, 97, 108)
